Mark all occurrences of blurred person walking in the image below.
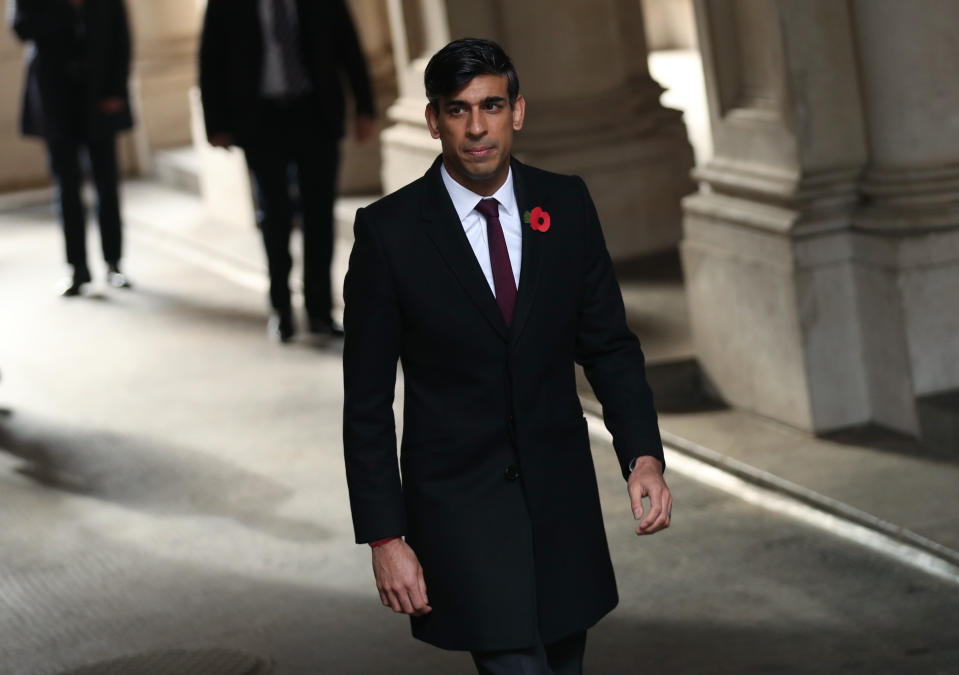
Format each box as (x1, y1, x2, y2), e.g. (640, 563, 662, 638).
(199, 0, 376, 343)
(9, 0, 134, 296)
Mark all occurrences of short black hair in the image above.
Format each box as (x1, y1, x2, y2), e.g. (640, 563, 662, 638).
(424, 38, 520, 109)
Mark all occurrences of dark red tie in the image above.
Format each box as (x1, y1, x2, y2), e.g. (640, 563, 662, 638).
(475, 198, 517, 326)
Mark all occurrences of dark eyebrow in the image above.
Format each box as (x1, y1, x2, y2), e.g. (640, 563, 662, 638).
(444, 96, 507, 109)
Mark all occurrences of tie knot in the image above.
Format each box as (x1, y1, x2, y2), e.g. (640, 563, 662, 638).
(475, 198, 499, 221)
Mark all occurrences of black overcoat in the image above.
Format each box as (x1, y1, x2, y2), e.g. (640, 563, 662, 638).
(10, 0, 133, 141)
(343, 157, 664, 651)
(198, 0, 374, 147)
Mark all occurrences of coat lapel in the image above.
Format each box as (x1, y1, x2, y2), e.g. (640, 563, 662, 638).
(420, 158, 509, 341)
(508, 158, 545, 346)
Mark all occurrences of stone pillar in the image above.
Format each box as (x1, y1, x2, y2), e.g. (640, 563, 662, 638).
(684, 0, 959, 441)
(189, 86, 256, 229)
(126, 0, 200, 162)
(682, 0, 882, 433)
(850, 0, 959, 428)
(475, 0, 696, 257)
(379, 0, 448, 192)
(381, 0, 695, 258)
(338, 0, 397, 195)
(641, 0, 697, 51)
(0, 20, 48, 190)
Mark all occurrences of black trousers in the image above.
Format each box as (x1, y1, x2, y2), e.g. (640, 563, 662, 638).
(471, 630, 587, 675)
(46, 133, 122, 274)
(243, 98, 339, 324)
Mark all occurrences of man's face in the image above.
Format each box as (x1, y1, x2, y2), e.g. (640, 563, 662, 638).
(425, 74, 525, 196)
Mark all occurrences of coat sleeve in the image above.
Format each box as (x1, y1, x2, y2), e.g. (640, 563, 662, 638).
(331, 0, 374, 117)
(572, 176, 665, 480)
(8, 0, 72, 43)
(198, 0, 229, 140)
(104, 0, 131, 99)
(342, 207, 406, 544)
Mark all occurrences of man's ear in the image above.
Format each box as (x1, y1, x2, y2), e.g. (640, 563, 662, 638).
(512, 95, 526, 132)
(425, 103, 441, 139)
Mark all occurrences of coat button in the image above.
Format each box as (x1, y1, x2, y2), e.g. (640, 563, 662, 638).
(504, 464, 520, 481)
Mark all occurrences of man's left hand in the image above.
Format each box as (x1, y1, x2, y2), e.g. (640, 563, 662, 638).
(627, 456, 671, 535)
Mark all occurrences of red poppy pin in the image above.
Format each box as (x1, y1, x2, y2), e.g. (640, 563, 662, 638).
(523, 206, 550, 232)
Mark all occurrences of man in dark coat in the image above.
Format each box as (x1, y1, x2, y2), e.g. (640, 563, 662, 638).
(9, 0, 134, 296)
(343, 39, 672, 674)
(199, 0, 376, 342)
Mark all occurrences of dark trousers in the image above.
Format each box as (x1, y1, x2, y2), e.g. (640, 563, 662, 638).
(471, 630, 587, 675)
(46, 133, 122, 274)
(243, 98, 339, 324)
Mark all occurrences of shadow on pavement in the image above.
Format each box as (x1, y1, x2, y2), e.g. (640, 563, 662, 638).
(111, 286, 268, 332)
(24, 582, 955, 675)
(0, 413, 332, 544)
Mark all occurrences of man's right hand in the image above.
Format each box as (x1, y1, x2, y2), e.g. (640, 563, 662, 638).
(208, 133, 234, 149)
(372, 538, 432, 616)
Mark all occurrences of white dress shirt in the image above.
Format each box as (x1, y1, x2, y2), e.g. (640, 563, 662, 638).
(258, 0, 302, 97)
(440, 164, 522, 296)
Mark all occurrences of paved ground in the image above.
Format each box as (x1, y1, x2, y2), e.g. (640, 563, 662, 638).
(2, 204, 959, 674)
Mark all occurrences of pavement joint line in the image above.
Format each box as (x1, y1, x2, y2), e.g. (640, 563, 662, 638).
(583, 412, 959, 586)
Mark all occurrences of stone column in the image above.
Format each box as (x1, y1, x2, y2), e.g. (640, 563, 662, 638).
(852, 0, 959, 388)
(473, 0, 696, 257)
(185, 0, 254, 228)
(126, 0, 200, 163)
(850, 0, 959, 441)
(379, 0, 448, 192)
(338, 0, 397, 195)
(381, 0, 695, 258)
(682, 0, 883, 433)
(0, 21, 48, 190)
(641, 0, 697, 50)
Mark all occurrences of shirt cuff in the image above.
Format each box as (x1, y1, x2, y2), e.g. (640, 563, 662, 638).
(629, 455, 664, 473)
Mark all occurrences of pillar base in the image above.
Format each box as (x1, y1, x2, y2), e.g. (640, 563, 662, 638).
(188, 87, 255, 229)
(380, 92, 441, 194)
(683, 187, 959, 440)
(682, 191, 920, 436)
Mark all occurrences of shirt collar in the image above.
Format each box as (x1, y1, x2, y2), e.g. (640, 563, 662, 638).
(440, 162, 517, 222)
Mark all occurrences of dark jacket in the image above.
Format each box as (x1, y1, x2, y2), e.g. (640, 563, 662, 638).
(198, 0, 375, 147)
(10, 0, 133, 141)
(343, 157, 664, 651)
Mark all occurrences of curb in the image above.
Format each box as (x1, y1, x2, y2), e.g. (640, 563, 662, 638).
(581, 402, 959, 585)
(658, 428, 959, 569)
